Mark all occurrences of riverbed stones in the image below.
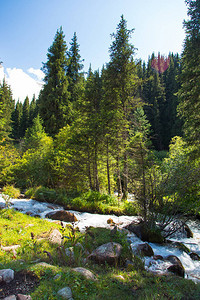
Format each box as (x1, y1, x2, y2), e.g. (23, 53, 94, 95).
(0, 269, 14, 283)
(57, 286, 73, 299)
(88, 242, 122, 265)
(72, 267, 97, 280)
(45, 210, 78, 222)
(166, 255, 185, 278)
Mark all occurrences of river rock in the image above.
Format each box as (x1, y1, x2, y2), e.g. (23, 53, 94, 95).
(88, 242, 122, 265)
(125, 220, 164, 243)
(48, 229, 62, 245)
(183, 224, 193, 238)
(72, 267, 97, 280)
(153, 255, 163, 260)
(189, 252, 200, 261)
(136, 243, 154, 257)
(170, 241, 190, 254)
(0, 269, 14, 283)
(57, 286, 73, 299)
(107, 218, 115, 225)
(46, 210, 78, 222)
(166, 255, 185, 278)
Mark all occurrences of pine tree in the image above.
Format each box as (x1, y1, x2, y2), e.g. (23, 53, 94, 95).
(21, 96, 30, 137)
(38, 27, 70, 136)
(0, 78, 15, 141)
(67, 32, 85, 121)
(162, 53, 182, 147)
(103, 15, 140, 198)
(29, 94, 37, 126)
(178, 0, 200, 146)
(142, 54, 167, 150)
(12, 100, 23, 139)
(67, 32, 84, 94)
(70, 66, 103, 192)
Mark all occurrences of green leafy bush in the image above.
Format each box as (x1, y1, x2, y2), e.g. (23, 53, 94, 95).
(31, 186, 57, 202)
(2, 184, 20, 198)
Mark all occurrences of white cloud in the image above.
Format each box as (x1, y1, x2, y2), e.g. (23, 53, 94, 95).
(0, 67, 44, 102)
(28, 67, 45, 81)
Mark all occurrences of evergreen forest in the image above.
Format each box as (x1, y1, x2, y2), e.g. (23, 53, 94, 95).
(0, 0, 200, 222)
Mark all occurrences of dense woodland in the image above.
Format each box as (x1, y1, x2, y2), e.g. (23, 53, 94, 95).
(0, 0, 200, 221)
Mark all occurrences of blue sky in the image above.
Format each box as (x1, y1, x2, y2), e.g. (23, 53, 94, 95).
(0, 0, 188, 101)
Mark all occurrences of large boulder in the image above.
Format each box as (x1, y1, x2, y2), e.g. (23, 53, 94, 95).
(166, 255, 185, 278)
(88, 242, 122, 265)
(126, 220, 164, 243)
(46, 210, 77, 222)
(136, 243, 154, 257)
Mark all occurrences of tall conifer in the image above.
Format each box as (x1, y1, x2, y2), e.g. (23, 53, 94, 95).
(0, 79, 15, 141)
(12, 100, 23, 139)
(38, 27, 70, 136)
(178, 0, 200, 146)
(21, 96, 30, 137)
(103, 15, 140, 198)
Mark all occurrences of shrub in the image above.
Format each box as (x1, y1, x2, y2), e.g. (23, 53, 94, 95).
(25, 186, 57, 203)
(2, 184, 20, 198)
(123, 200, 139, 216)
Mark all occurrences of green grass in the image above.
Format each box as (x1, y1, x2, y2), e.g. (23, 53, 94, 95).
(24, 187, 139, 216)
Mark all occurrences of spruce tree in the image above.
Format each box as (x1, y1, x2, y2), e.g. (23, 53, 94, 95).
(29, 94, 37, 126)
(12, 100, 23, 139)
(0, 78, 15, 141)
(38, 27, 70, 136)
(69, 66, 103, 192)
(67, 32, 84, 93)
(178, 0, 200, 146)
(21, 96, 30, 137)
(162, 53, 182, 147)
(103, 15, 140, 198)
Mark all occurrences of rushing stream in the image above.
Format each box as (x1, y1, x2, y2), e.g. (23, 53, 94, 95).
(0, 195, 200, 283)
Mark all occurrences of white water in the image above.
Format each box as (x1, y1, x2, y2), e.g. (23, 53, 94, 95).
(0, 194, 200, 282)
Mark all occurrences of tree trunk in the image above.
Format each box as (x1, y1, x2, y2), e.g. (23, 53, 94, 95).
(140, 142, 147, 224)
(106, 138, 111, 194)
(116, 155, 122, 198)
(94, 141, 100, 192)
(122, 151, 128, 200)
(87, 151, 93, 190)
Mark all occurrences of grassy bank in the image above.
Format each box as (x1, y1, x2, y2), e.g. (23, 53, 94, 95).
(0, 209, 200, 299)
(23, 186, 138, 216)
